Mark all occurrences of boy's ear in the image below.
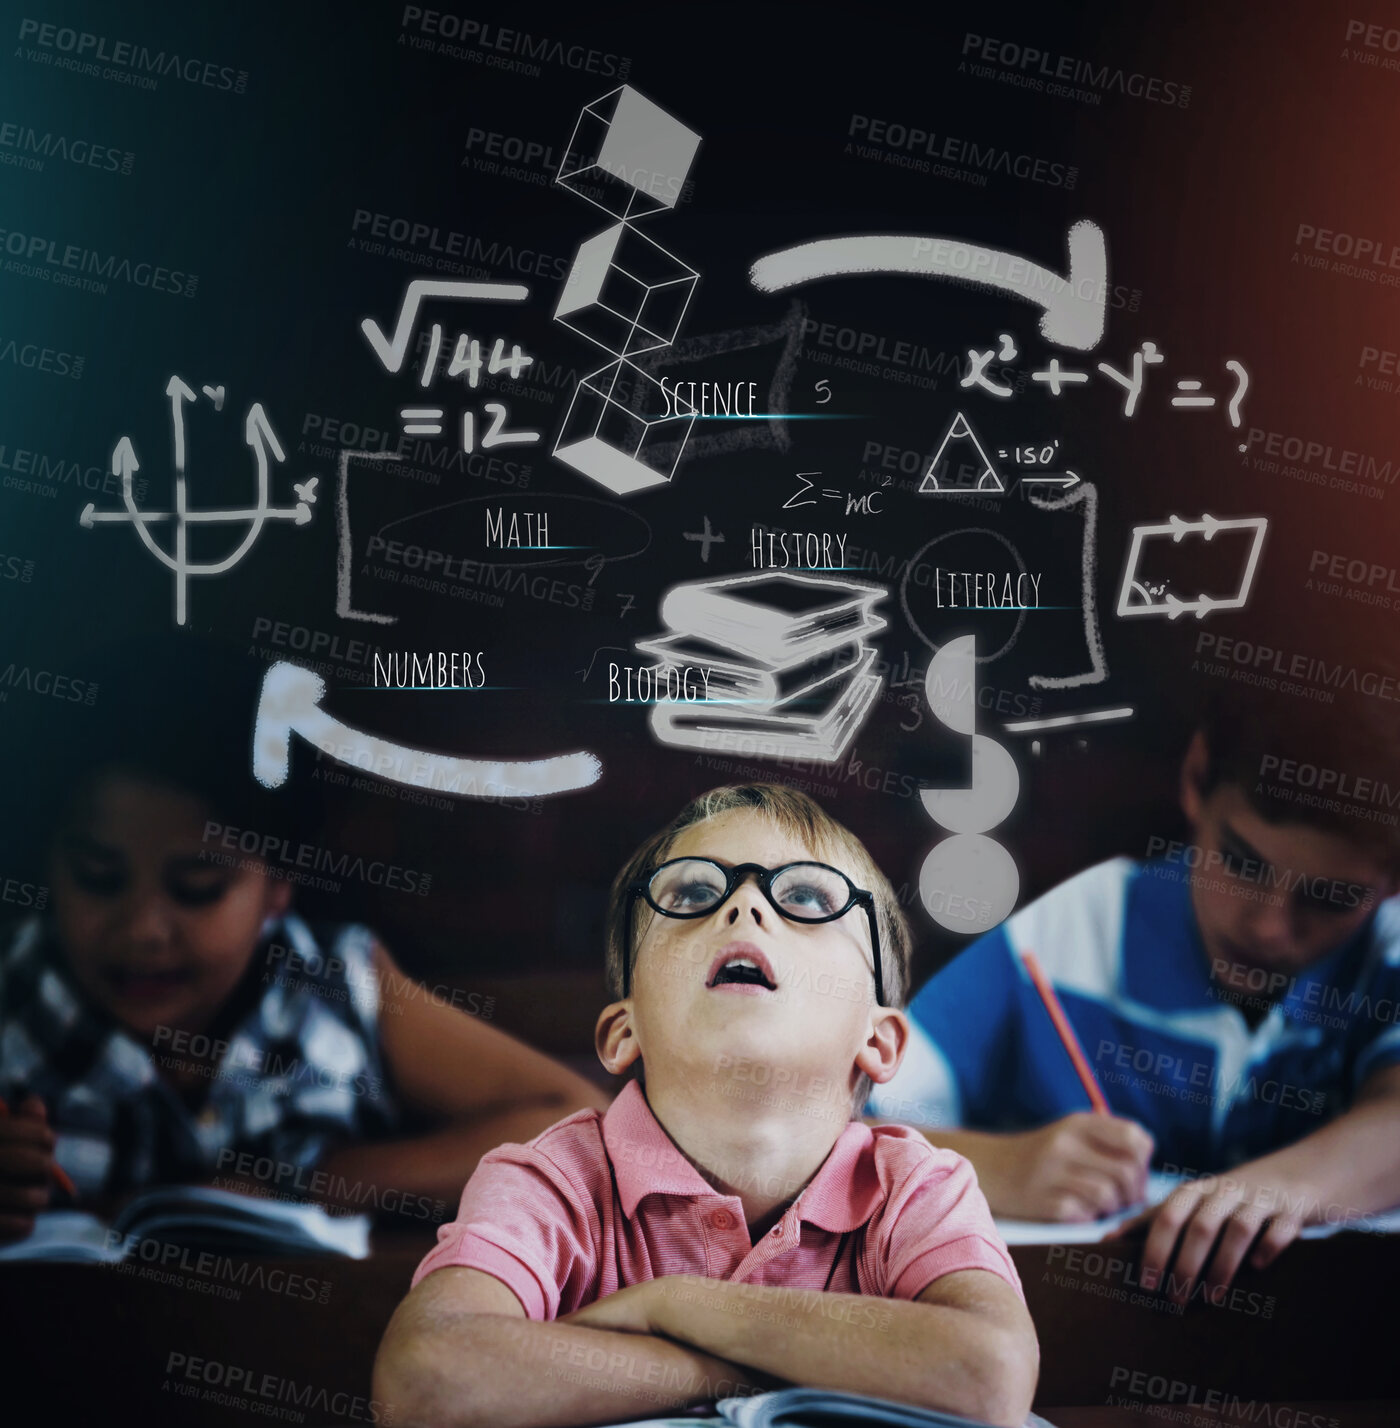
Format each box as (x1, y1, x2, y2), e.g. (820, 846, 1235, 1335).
(855, 1007, 909, 1086)
(595, 1000, 642, 1078)
(1180, 730, 1210, 827)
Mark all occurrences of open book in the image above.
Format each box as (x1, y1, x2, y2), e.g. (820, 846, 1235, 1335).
(992, 1170, 1400, 1245)
(0, 1185, 370, 1263)
(592, 1388, 1057, 1428)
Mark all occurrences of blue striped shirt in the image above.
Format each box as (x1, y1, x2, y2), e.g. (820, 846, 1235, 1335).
(870, 859, 1400, 1171)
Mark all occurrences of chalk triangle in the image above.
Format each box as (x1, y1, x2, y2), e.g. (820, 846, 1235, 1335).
(920, 411, 1005, 494)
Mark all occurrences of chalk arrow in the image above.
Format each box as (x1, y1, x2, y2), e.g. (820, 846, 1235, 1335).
(113, 435, 139, 478)
(253, 662, 602, 799)
(245, 403, 286, 466)
(1165, 593, 1186, 619)
(360, 280, 531, 375)
(1020, 471, 1081, 489)
(1200, 513, 1221, 540)
(750, 219, 1107, 351)
(166, 375, 197, 475)
(1168, 515, 1191, 541)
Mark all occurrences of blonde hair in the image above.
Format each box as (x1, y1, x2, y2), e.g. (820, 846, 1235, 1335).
(604, 783, 912, 1009)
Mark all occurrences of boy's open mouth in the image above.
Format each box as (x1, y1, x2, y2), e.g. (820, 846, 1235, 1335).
(706, 944, 777, 992)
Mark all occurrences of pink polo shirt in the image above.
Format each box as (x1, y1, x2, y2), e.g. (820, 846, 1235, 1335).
(411, 1081, 1021, 1318)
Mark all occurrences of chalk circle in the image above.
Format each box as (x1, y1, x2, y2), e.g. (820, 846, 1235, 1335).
(919, 734, 1020, 833)
(919, 833, 1019, 935)
(899, 528, 1027, 663)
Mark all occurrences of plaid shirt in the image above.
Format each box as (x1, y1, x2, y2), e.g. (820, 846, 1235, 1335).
(0, 913, 400, 1198)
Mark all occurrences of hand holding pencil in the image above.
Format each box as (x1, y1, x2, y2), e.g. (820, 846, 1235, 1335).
(0, 1090, 76, 1242)
(972, 952, 1156, 1223)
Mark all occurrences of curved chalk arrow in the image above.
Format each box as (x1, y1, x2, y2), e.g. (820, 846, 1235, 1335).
(253, 662, 601, 799)
(750, 219, 1107, 351)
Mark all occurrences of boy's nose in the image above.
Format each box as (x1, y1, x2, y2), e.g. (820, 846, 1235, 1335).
(1241, 894, 1295, 954)
(116, 892, 176, 950)
(725, 878, 771, 926)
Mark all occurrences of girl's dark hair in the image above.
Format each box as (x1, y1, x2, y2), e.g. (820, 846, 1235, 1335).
(27, 633, 311, 846)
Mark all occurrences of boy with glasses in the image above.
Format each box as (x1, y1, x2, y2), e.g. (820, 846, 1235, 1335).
(375, 784, 1038, 1428)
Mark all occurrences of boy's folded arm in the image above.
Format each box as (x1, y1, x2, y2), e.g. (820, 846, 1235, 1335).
(626, 1269, 1036, 1428)
(373, 1267, 773, 1428)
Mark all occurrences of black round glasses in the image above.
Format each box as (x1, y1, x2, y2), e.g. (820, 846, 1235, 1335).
(623, 857, 885, 1005)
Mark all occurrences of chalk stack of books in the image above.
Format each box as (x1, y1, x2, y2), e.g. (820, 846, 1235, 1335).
(636, 571, 886, 762)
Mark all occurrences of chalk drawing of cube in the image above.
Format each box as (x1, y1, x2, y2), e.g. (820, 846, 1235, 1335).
(554, 358, 697, 496)
(557, 85, 701, 220)
(555, 224, 698, 358)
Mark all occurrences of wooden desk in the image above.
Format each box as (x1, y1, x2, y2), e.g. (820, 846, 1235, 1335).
(0, 1232, 1395, 1425)
(1017, 1235, 1400, 1406)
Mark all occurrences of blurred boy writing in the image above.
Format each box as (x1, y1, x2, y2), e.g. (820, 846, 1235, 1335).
(874, 689, 1400, 1304)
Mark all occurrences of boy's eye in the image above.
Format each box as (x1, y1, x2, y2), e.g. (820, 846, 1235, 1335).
(779, 882, 839, 915)
(167, 877, 230, 908)
(68, 860, 126, 897)
(1220, 848, 1250, 880)
(1296, 885, 1361, 918)
(666, 879, 723, 910)
(771, 865, 849, 918)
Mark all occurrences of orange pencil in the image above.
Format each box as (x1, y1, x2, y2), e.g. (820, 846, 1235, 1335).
(0, 1094, 80, 1200)
(1020, 950, 1111, 1114)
